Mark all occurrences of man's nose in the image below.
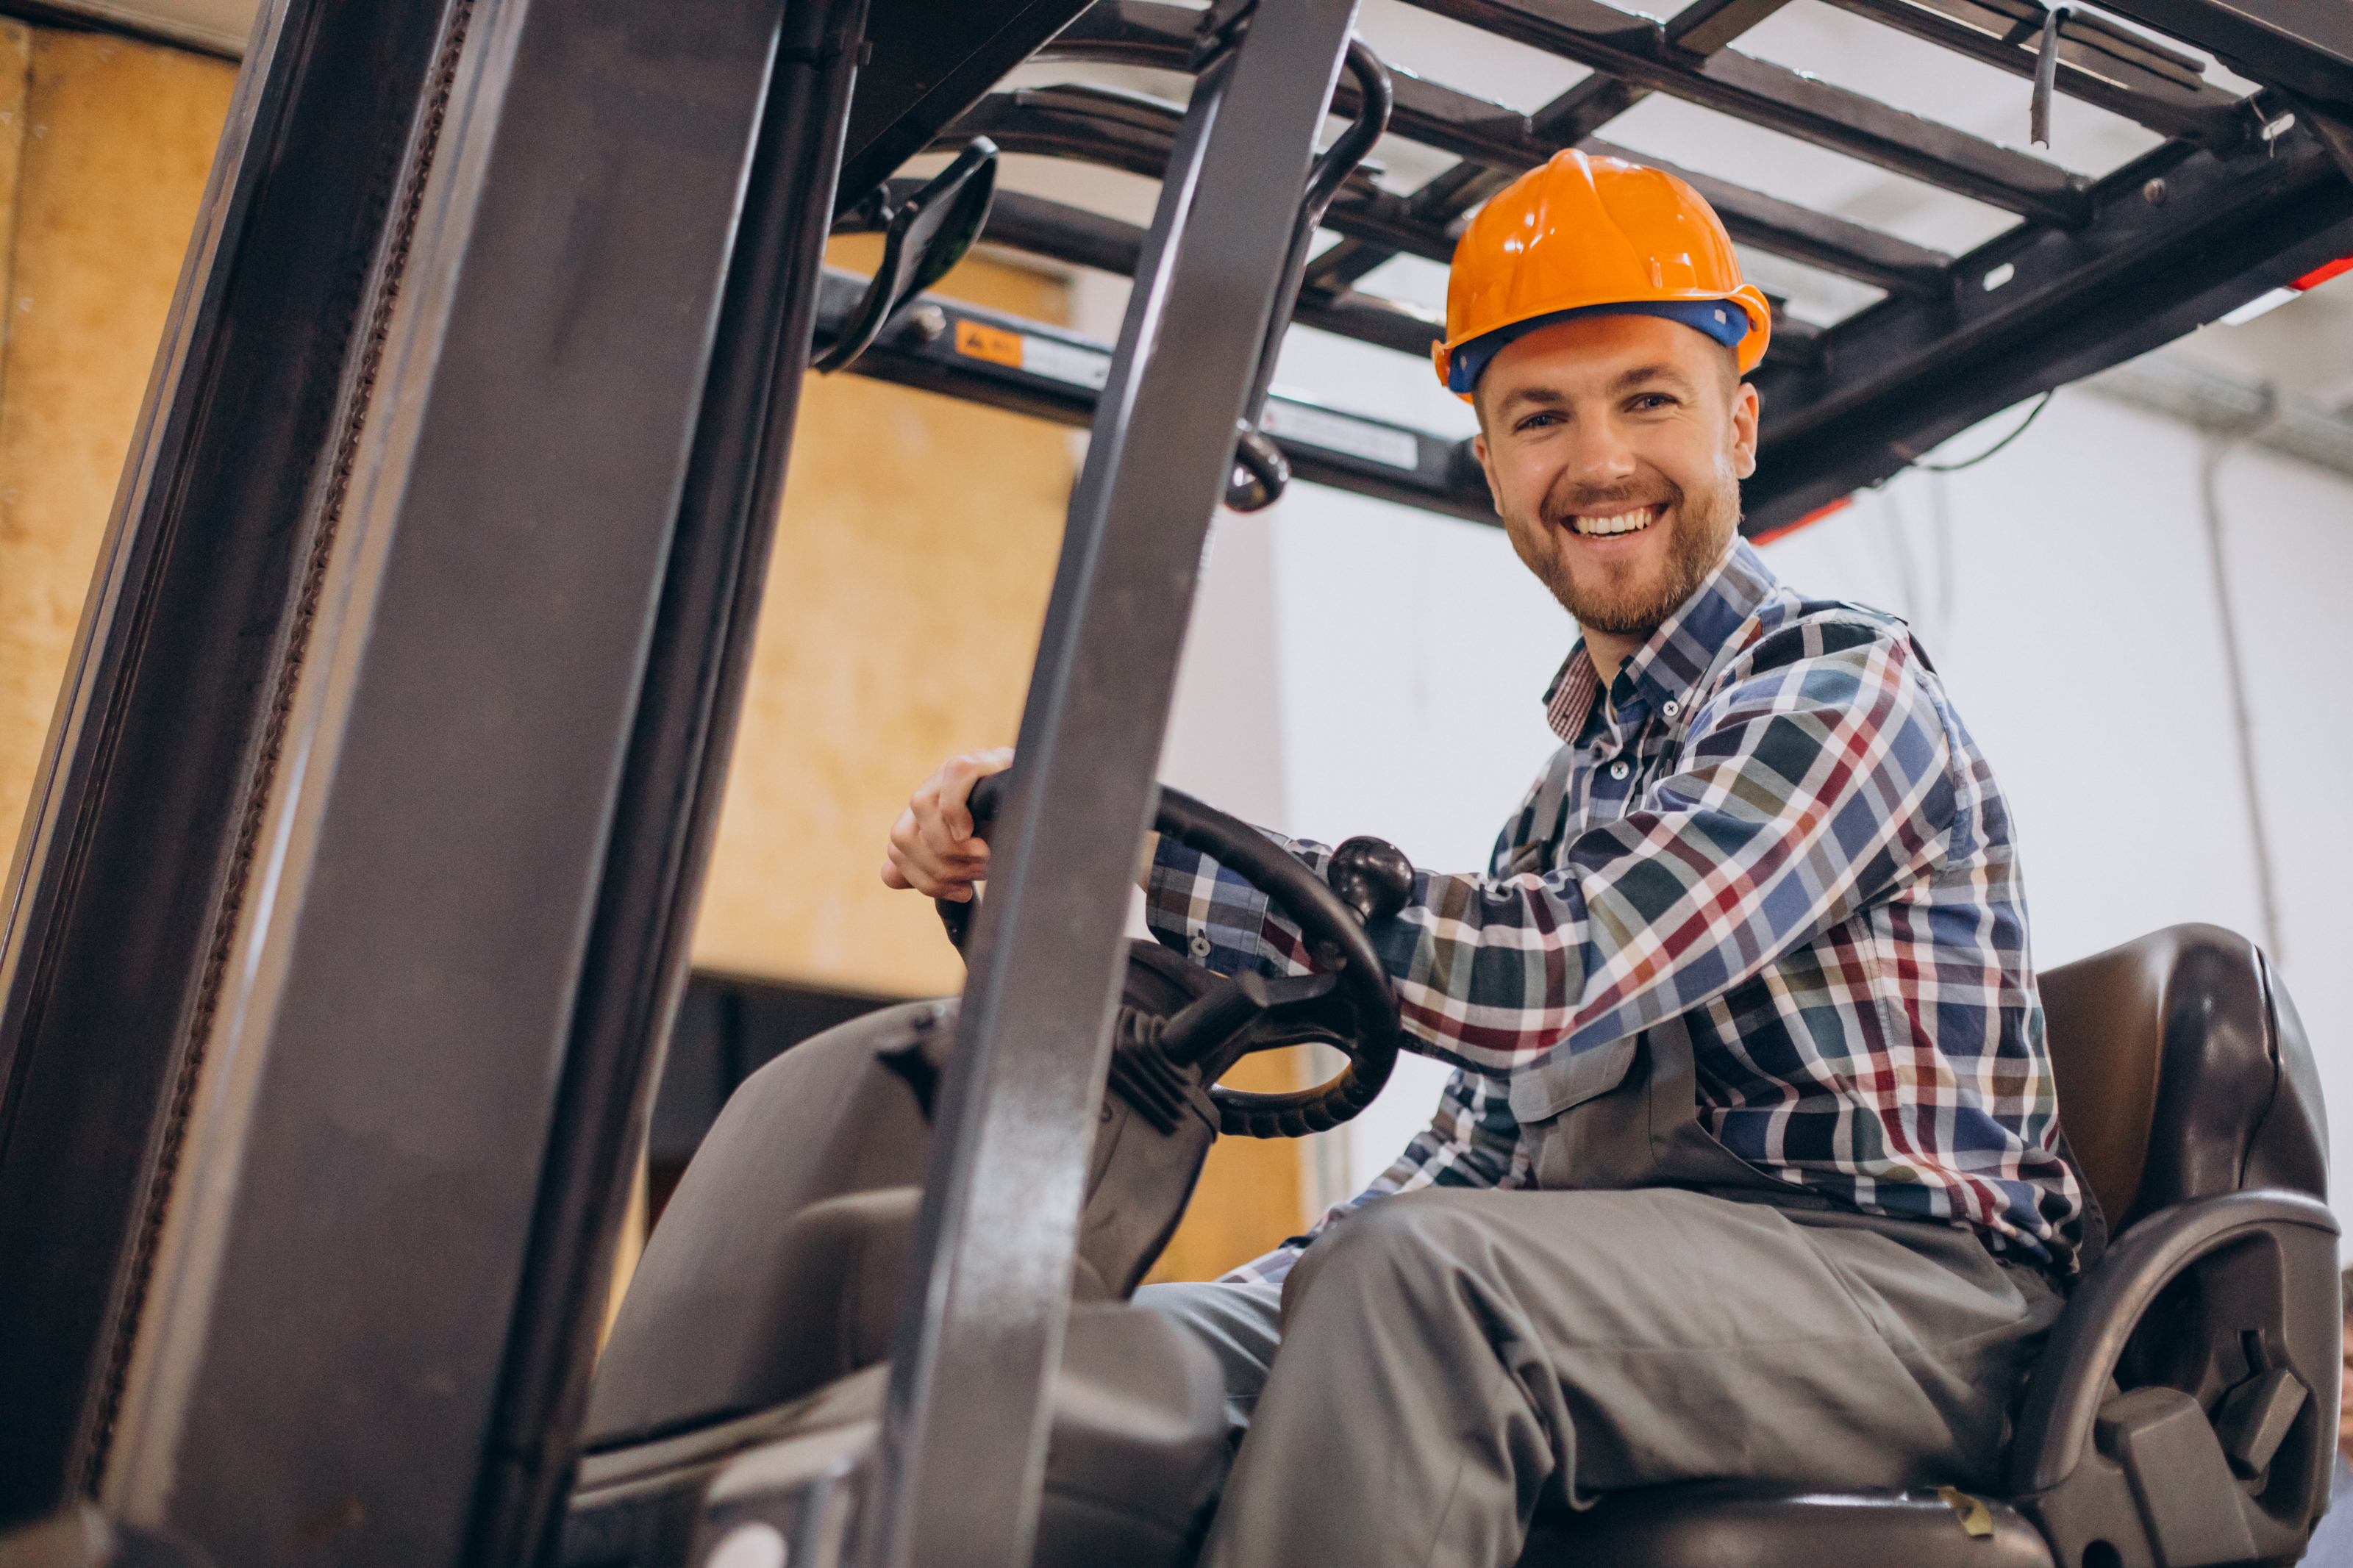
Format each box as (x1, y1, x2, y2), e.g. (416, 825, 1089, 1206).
(1561, 416, 1639, 487)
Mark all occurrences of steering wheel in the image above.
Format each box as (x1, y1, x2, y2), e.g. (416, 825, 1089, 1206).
(940, 773, 1410, 1138)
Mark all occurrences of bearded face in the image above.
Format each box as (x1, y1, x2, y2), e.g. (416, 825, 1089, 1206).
(1471, 314, 1758, 651)
(1515, 459, 1743, 634)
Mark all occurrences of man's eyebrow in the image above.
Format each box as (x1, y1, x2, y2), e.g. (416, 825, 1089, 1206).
(1493, 385, 1568, 415)
(1609, 363, 1696, 393)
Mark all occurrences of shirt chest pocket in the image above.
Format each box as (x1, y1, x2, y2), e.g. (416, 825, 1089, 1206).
(1507, 1035, 1640, 1124)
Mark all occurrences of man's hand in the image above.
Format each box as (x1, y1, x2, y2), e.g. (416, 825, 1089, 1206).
(880, 748, 1014, 903)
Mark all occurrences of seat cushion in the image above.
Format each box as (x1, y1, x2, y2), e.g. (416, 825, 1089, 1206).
(1518, 1482, 2054, 1568)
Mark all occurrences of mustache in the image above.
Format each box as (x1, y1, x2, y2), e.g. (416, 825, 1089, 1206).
(1538, 475, 1683, 526)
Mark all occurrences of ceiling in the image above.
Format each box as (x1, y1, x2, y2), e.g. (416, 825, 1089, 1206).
(58, 0, 2353, 408)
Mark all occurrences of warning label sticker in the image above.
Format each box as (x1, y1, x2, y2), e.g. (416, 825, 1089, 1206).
(953, 318, 1112, 390)
(954, 319, 1023, 368)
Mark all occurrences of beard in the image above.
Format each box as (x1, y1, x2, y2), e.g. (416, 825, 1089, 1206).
(1511, 468, 1741, 637)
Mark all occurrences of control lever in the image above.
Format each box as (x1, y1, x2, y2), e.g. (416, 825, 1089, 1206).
(1224, 40, 1392, 511)
(933, 769, 1007, 953)
(1327, 835, 1413, 923)
(1225, 423, 1291, 512)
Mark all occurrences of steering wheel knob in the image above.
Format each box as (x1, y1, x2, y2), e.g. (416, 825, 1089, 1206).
(1327, 836, 1414, 925)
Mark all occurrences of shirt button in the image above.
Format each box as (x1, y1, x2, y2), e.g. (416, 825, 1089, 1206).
(1610, 760, 1630, 781)
(1662, 698, 1681, 718)
(1189, 930, 1213, 959)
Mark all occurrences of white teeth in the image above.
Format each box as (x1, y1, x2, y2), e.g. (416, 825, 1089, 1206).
(1571, 506, 1657, 537)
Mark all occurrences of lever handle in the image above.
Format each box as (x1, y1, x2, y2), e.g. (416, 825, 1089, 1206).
(965, 770, 1005, 834)
(1327, 836, 1413, 924)
(935, 769, 1008, 952)
(1224, 421, 1290, 512)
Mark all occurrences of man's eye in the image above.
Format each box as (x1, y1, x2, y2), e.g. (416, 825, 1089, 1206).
(1515, 410, 1563, 433)
(1629, 393, 1676, 412)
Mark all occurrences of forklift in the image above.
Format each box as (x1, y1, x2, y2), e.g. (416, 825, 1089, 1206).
(0, 0, 2347, 1565)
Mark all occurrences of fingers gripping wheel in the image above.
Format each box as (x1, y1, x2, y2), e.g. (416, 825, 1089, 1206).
(1154, 790, 1405, 1137)
(939, 773, 1406, 1137)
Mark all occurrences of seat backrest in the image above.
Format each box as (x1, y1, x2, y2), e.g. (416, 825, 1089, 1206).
(2039, 923, 2327, 1234)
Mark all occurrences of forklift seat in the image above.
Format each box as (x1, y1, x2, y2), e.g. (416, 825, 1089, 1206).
(1520, 923, 2337, 1568)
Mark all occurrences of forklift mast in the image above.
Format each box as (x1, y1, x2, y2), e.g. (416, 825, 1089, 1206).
(0, 0, 2346, 1565)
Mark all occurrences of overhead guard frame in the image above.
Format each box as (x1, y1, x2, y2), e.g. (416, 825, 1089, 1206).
(0, 0, 2345, 1567)
(840, 0, 2353, 536)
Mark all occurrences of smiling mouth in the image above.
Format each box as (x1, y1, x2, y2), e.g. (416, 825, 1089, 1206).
(1568, 504, 1663, 537)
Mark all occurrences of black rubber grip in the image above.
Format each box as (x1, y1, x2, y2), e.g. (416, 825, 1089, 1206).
(965, 769, 1005, 836)
(935, 769, 1007, 952)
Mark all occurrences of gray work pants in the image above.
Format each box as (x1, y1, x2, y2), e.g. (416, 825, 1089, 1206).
(1138, 1185, 2060, 1568)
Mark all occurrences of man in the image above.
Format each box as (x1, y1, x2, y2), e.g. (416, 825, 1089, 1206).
(882, 151, 2085, 1567)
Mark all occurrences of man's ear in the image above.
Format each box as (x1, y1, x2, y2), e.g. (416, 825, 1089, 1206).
(1730, 381, 1760, 481)
(1472, 430, 1504, 518)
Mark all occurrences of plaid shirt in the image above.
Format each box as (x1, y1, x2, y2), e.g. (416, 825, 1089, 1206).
(1145, 540, 2083, 1281)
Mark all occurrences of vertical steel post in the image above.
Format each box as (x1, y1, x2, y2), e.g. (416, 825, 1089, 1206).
(867, 4, 1363, 1565)
(75, 0, 801, 1561)
(0, 0, 465, 1522)
(461, 2, 868, 1562)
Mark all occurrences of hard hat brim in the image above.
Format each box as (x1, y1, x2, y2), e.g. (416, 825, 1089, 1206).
(1433, 284, 1773, 401)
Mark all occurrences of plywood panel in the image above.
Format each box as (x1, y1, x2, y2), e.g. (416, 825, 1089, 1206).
(690, 237, 1076, 998)
(0, 28, 233, 857)
(0, 21, 29, 410)
(690, 238, 1312, 1269)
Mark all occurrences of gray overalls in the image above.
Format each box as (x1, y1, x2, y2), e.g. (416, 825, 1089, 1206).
(1145, 1010, 2068, 1568)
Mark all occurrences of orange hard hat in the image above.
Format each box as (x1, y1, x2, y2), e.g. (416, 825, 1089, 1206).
(1433, 149, 1771, 399)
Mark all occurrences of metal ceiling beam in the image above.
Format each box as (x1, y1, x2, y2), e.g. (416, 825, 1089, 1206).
(940, 83, 1447, 264)
(1742, 124, 2353, 526)
(1300, 0, 1779, 295)
(1401, 0, 2094, 226)
(958, 188, 1449, 354)
(1582, 139, 1951, 296)
(2093, 0, 2353, 118)
(1815, 0, 2245, 146)
(846, 121, 2352, 540)
(1043, 1, 1955, 298)
(946, 78, 1954, 302)
(956, 0, 2351, 538)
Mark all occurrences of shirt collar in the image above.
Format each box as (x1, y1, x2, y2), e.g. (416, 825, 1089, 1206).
(1539, 540, 1779, 743)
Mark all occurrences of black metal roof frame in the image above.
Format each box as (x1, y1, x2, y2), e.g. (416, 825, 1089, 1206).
(0, 2, 2346, 1566)
(832, 0, 2353, 535)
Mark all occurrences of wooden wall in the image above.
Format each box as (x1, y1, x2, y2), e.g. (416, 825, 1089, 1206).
(689, 235, 1072, 1000)
(0, 28, 1308, 1283)
(0, 24, 235, 870)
